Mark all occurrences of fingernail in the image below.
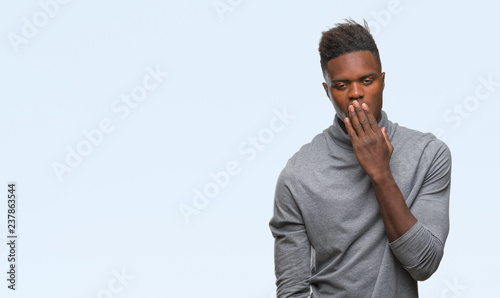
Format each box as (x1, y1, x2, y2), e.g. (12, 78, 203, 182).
(362, 103, 368, 109)
(349, 105, 354, 112)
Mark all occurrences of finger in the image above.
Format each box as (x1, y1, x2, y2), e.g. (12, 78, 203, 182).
(348, 104, 365, 137)
(344, 117, 359, 141)
(353, 100, 371, 133)
(381, 127, 394, 153)
(361, 103, 379, 132)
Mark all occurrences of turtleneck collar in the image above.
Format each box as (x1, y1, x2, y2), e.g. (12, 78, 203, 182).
(326, 110, 393, 152)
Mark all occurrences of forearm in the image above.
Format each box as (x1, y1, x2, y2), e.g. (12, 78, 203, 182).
(345, 102, 450, 280)
(370, 170, 417, 242)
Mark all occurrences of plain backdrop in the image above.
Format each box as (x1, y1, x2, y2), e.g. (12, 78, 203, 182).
(1, 0, 499, 297)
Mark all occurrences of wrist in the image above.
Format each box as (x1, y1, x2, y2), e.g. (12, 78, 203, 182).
(368, 167, 393, 185)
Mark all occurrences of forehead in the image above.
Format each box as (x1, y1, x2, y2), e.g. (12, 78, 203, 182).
(326, 51, 380, 79)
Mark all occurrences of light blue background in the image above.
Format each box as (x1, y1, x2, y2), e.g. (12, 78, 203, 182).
(1, 0, 498, 297)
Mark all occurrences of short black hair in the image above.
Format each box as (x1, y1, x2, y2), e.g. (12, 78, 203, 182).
(319, 19, 381, 74)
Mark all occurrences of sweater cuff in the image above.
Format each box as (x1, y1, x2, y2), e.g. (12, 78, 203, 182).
(389, 220, 422, 249)
(388, 221, 427, 266)
(388, 220, 444, 280)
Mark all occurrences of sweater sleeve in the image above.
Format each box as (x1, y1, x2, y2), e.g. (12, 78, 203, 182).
(269, 166, 312, 297)
(389, 140, 452, 281)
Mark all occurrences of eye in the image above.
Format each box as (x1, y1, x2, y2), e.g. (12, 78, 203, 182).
(363, 79, 374, 85)
(334, 83, 347, 90)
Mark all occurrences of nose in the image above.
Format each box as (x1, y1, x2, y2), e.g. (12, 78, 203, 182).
(348, 82, 364, 100)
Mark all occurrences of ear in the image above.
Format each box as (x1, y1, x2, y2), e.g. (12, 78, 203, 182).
(381, 72, 386, 90)
(322, 82, 330, 98)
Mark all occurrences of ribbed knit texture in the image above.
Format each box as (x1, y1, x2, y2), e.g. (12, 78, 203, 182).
(270, 111, 451, 298)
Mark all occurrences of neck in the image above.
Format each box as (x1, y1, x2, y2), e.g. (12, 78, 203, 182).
(337, 117, 348, 134)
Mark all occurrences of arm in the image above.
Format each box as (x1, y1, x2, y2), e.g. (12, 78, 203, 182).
(345, 101, 417, 241)
(269, 167, 312, 297)
(345, 100, 451, 280)
(388, 143, 451, 281)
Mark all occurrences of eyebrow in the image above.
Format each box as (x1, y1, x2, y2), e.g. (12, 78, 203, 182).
(330, 72, 378, 83)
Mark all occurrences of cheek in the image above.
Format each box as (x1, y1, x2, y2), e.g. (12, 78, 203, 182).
(331, 93, 347, 108)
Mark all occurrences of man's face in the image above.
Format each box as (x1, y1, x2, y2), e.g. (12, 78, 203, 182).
(322, 51, 385, 125)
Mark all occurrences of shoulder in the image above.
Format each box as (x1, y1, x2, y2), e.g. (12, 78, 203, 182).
(392, 122, 452, 163)
(281, 128, 331, 178)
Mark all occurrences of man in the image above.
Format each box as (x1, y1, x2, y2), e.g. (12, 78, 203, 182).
(269, 19, 451, 297)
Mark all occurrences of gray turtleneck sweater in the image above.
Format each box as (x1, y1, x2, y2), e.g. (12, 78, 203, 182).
(269, 111, 451, 297)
